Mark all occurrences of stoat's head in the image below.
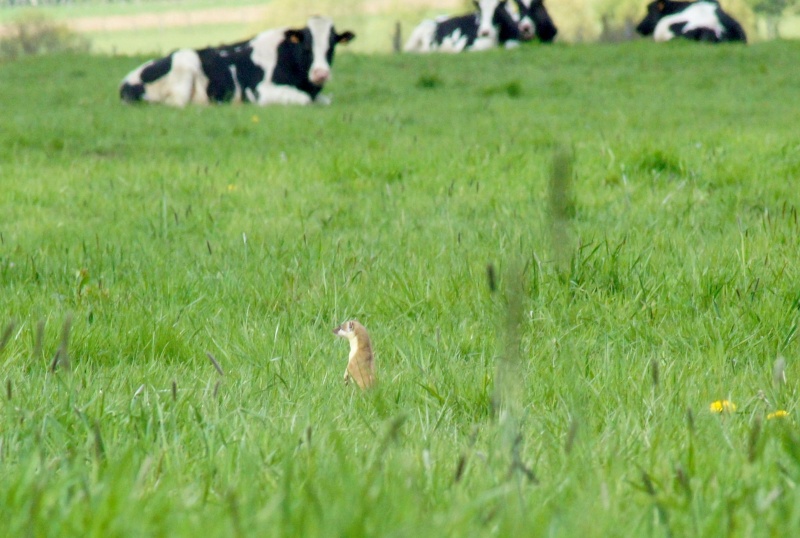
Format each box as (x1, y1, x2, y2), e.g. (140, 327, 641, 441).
(333, 319, 372, 347)
(333, 320, 360, 339)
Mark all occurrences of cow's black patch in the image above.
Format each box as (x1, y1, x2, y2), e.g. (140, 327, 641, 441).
(434, 14, 480, 46)
(197, 47, 238, 102)
(195, 45, 266, 103)
(119, 82, 145, 103)
(716, 10, 747, 41)
(140, 55, 173, 84)
(230, 48, 266, 102)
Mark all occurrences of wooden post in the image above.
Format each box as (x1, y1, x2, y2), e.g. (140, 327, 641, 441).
(393, 21, 402, 53)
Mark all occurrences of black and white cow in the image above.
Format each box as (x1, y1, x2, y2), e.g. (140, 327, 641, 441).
(635, 1, 747, 43)
(404, 0, 521, 53)
(513, 0, 557, 42)
(119, 16, 355, 106)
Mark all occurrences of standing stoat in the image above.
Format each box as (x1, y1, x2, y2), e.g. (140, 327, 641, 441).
(333, 320, 376, 390)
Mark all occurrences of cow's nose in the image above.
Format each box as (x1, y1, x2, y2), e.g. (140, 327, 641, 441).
(479, 29, 491, 37)
(520, 23, 534, 36)
(311, 67, 330, 85)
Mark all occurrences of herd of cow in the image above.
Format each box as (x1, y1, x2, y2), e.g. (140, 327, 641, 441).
(119, 0, 748, 108)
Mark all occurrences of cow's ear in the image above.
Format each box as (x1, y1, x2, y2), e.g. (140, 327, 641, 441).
(656, 1, 665, 11)
(337, 31, 356, 44)
(285, 29, 304, 44)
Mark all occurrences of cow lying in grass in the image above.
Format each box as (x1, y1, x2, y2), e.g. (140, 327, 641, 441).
(119, 16, 355, 106)
(404, 0, 521, 53)
(635, 0, 747, 43)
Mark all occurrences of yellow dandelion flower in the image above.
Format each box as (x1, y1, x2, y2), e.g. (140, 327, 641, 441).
(251, 115, 260, 123)
(227, 184, 237, 192)
(767, 410, 789, 420)
(710, 400, 737, 413)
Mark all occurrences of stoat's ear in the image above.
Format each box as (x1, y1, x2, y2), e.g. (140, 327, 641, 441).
(348, 321, 354, 331)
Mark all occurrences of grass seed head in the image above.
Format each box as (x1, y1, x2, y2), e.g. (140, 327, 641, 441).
(33, 319, 45, 360)
(486, 263, 497, 293)
(454, 454, 467, 484)
(748, 416, 763, 462)
(650, 358, 659, 388)
(0, 321, 15, 353)
(206, 352, 224, 376)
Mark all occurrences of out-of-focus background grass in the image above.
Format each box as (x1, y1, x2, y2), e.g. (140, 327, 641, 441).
(0, 0, 798, 55)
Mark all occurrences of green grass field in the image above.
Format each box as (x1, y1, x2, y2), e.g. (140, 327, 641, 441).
(2, 40, 800, 536)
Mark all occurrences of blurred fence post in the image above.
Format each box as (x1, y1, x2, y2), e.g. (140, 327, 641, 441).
(393, 21, 401, 53)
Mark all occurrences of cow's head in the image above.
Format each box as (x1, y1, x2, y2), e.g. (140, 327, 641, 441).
(513, 0, 557, 42)
(473, 0, 518, 42)
(636, 0, 684, 36)
(284, 16, 355, 87)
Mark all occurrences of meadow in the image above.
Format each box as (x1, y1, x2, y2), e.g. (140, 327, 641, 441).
(2, 39, 800, 536)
